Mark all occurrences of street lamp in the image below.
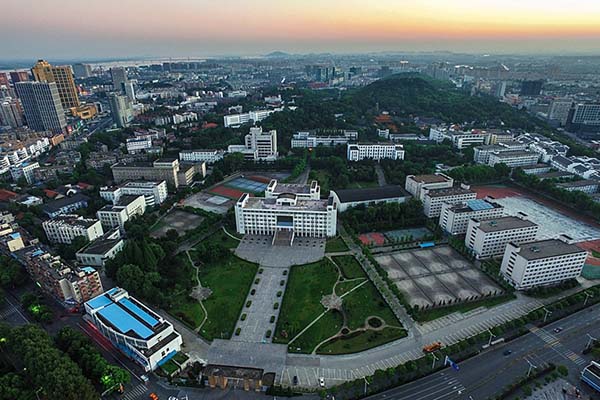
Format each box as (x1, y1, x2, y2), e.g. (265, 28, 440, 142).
(584, 292, 593, 306)
(430, 352, 439, 370)
(363, 377, 369, 395)
(487, 329, 496, 346)
(543, 308, 552, 323)
(526, 359, 537, 377)
(586, 333, 597, 350)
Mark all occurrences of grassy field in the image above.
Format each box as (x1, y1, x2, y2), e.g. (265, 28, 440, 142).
(168, 295, 206, 329)
(274, 259, 339, 343)
(197, 229, 240, 249)
(288, 311, 344, 354)
(325, 237, 349, 253)
(198, 255, 258, 340)
(335, 280, 363, 297)
(317, 327, 406, 355)
(332, 255, 365, 279)
(343, 281, 399, 330)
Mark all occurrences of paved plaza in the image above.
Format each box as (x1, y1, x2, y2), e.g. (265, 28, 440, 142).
(235, 235, 325, 268)
(232, 267, 288, 343)
(375, 246, 502, 308)
(182, 191, 234, 215)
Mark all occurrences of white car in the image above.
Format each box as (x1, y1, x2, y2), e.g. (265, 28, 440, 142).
(319, 377, 325, 387)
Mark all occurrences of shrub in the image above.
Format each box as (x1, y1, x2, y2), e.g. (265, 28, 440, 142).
(241, 313, 247, 321)
(557, 365, 568, 377)
(246, 301, 252, 308)
(273, 302, 279, 310)
(259, 268, 264, 274)
(283, 270, 288, 275)
(280, 280, 285, 286)
(266, 330, 272, 338)
(235, 328, 241, 336)
(270, 315, 275, 323)
(277, 291, 282, 297)
(250, 289, 256, 295)
(255, 278, 260, 284)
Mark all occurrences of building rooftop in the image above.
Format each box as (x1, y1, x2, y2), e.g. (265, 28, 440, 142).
(448, 199, 503, 213)
(491, 150, 536, 158)
(333, 185, 411, 203)
(538, 171, 575, 180)
(45, 215, 99, 229)
(42, 193, 89, 214)
(556, 179, 599, 188)
(409, 174, 452, 184)
(77, 237, 123, 256)
(243, 195, 330, 211)
(514, 239, 585, 260)
(426, 186, 474, 198)
(521, 163, 551, 170)
(474, 216, 538, 232)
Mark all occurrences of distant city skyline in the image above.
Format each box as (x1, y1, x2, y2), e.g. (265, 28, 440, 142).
(2, 0, 600, 59)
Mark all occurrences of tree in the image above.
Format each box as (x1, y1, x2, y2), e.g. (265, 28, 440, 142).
(0, 256, 28, 288)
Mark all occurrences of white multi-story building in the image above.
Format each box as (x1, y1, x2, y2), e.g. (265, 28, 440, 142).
(488, 150, 540, 168)
(245, 127, 278, 160)
(100, 181, 168, 207)
(126, 136, 153, 154)
(179, 149, 224, 164)
(473, 142, 529, 164)
(42, 215, 104, 245)
(556, 180, 600, 194)
(423, 185, 477, 218)
(290, 130, 358, 148)
(235, 191, 337, 240)
(10, 161, 39, 184)
(466, 215, 539, 259)
(500, 236, 587, 290)
(265, 180, 320, 201)
(439, 198, 505, 235)
(429, 126, 516, 149)
(84, 287, 183, 372)
(405, 173, 454, 201)
(347, 143, 404, 162)
(223, 109, 281, 127)
(76, 229, 124, 267)
(97, 195, 146, 230)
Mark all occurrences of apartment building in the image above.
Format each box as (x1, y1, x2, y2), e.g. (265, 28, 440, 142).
(466, 215, 539, 259)
(18, 248, 103, 305)
(439, 198, 505, 235)
(84, 287, 182, 371)
(405, 173, 454, 201)
(126, 136, 153, 154)
(31, 59, 80, 109)
(556, 180, 600, 194)
(423, 185, 477, 218)
(500, 236, 587, 290)
(42, 215, 104, 244)
(223, 109, 279, 127)
(10, 161, 39, 184)
(235, 191, 337, 240)
(15, 81, 67, 133)
(244, 127, 278, 160)
(179, 149, 224, 164)
(100, 181, 168, 207)
(346, 143, 405, 161)
(97, 195, 146, 230)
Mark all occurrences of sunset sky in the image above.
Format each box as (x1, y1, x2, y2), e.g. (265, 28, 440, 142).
(3, 0, 600, 59)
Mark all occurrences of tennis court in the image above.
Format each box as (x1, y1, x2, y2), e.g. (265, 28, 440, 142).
(358, 232, 386, 246)
(385, 227, 432, 242)
(225, 177, 269, 193)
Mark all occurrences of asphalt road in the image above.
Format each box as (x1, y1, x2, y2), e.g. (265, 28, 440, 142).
(367, 302, 600, 400)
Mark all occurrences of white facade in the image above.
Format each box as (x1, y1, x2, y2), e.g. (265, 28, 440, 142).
(423, 186, 477, 218)
(466, 215, 539, 259)
(439, 198, 505, 235)
(224, 109, 275, 127)
(265, 180, 321, 201)
(100, 181, 168, 207)
(291, 130, 358, 148)
(500, 237, 587, 290)
(347, 143, 404, 162)
(235, 192, 337, 238)
(126, 137, 153, 154)
(97, 195, 146, 230)
(76, 231, 124, 267)
(488, 151, 539, 168)
(10, 161, 39, 184)
(42, 215, 104, 244)
(405, 173, 454, 201)
(245, 127, 278, 160)
(84, 288, 183, 372)
(179, 149, 224, 164)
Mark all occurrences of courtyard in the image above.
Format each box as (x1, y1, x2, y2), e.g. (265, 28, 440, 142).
(375, 246, 503, 309)
(235, 235, 326, 267)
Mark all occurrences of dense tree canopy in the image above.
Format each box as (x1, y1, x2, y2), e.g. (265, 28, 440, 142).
(341, 200, 426, 233)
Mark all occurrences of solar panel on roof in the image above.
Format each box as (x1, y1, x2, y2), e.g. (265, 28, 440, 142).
(466, 199, 494, 211)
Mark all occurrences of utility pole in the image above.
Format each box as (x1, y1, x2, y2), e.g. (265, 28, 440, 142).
(586, 333, 597, 350)
(430, 352, 439, 370)
(543, 308, 552, 323)
(363, 377, 369, 395)
(487, 329, 495, 346)
(584, 291, 593, 306)
(526, 359, 537, 377)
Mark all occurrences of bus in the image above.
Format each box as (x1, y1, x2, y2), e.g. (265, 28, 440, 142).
(581, 361, 600, 392)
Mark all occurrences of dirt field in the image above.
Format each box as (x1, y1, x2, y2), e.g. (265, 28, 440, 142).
(150, 209, 205, 238)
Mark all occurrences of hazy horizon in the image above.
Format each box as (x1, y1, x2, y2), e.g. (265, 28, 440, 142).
(3, 0, 600, 60)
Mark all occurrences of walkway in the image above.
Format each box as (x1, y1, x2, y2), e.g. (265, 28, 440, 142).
(375, 164, 387, 187)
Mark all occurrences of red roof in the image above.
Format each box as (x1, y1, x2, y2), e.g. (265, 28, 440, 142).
(202, 122, 218, 129)
(43, 189, 60, 199)
(77, 182, 93, 190)
(0, 189, 17, 202)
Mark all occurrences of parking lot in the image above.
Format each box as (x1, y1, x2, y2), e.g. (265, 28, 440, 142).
(375, 246, 503, 308)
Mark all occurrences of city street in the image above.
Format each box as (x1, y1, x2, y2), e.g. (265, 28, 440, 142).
(366, 302, 600, 400)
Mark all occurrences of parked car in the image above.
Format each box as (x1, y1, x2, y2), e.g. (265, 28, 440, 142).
(293, 376, 298, 385)
(503, 349, 512, 356)
(319, 377, 325, 387)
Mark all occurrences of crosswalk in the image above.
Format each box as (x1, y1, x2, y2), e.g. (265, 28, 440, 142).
(530, 327, 587, 366)
(120, 383, 148, 400)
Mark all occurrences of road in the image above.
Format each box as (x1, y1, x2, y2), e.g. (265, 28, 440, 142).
(366, 302, 600, 400)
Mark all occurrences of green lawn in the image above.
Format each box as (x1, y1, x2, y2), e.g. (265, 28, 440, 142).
(198, 255, 258, 340)
(343, 281, 399, 330)
(325, 237, 349, 253)
(317, 327, 407, 355)
(274, 259, 339, 343)
(288, 310, 344, 354)
(335, 280, 363, 297)
(332, 255, 365, 279)
(195, 229, 240, 250)
(168, 295, 206, 329)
